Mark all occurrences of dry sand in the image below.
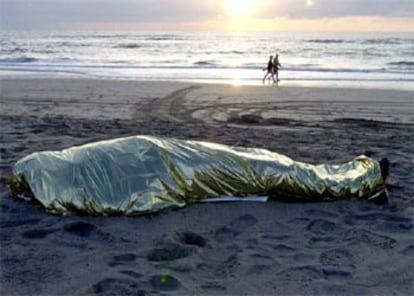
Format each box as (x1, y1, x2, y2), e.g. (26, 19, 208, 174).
(0, 78, 413, 295)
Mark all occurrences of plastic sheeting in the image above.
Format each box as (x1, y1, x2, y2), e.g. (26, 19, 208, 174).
(10, 135, 386, 216)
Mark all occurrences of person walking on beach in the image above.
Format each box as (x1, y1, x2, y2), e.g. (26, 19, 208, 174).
(262, 55, 273, 83)
(272, 54, 281, 86)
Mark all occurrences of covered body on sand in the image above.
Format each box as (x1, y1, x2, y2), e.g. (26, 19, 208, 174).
(10, 135, 386, 216)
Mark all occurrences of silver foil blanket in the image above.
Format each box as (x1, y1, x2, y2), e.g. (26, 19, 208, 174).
(10, 135, 385, 215)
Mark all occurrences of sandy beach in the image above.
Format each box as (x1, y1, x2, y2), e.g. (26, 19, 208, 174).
(0, 78, 413, 295)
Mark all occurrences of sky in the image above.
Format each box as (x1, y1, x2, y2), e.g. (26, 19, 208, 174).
(1, 0, 413, 32)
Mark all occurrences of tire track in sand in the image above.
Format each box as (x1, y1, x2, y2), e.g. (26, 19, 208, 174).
(136, 85, 200, 123)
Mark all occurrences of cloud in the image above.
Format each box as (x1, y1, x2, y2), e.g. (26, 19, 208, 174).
(261, 0, 414, 19)
(0, 0, 222, 29)
(0, 0, 413, 29)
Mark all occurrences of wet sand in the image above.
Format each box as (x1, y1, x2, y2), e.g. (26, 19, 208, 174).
(1, 78, 413, 295)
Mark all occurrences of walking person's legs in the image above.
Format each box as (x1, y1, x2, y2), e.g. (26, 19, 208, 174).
(272, 70, 279, 86)
(263, 71, 271, 83)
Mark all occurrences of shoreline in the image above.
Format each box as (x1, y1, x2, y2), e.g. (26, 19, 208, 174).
(1, 71, 414, 91)
(1, 77, 413, 295)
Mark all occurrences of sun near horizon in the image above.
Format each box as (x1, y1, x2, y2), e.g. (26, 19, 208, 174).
(77, 0, 414, 33)
(207, 0, 414, 33)
(227, 0, 257, 17)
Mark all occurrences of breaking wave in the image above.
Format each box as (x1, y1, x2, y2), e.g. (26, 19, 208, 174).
(194, 61, 217, 66)
(388, 61, 414, 67)
(114, 43, 142, 49)
(0, 57, 38, 63)
(306, 39, 351, 44)
(363, 38, 408, 45)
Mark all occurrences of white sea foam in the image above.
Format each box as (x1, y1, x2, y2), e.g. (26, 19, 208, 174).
(0, 31, 413, 88)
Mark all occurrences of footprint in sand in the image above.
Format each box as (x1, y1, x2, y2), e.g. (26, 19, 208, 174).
(322, 269, 353, 281)
(306, 219, 343, 247)
(118, 270, 143, 280)
(277, 265, 324, 282)
(63, 221, 98, 237)
(230, 214, 258, 229)
(2, 251, 65, 293)
(147, 242, 191, 262)
(245, 264, 272, 276)
(373, 221, 412, 233)
(307, 236, 337, 247)
(344, 212, 411, 226)
(92, 278, 145, 295)
(145, 231, 207, 275)
(149, 275, 181, 292)
(21, 228, 58, 239)
(320, 249, 355, 268)
(344, 229, 396, 249)
(213, 214, 258, 242)
(1, 218, 41, 228)
(344, 212, 413, 233)
(214, 251, 239, 277)
(200, 282, 227, 292)
(304, 209, 339, 219)
(261, 234, 291, 241)
(400, 245, 414, 256)
(213, 226, 240, 242)
(172, 231, 207, 247)
(108, 253, 138, 267)
(306, 219, 343, 235)
(269, 244, 297, 256)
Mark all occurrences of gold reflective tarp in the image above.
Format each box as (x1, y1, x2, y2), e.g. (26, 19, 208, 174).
(10, 135, 386, 216)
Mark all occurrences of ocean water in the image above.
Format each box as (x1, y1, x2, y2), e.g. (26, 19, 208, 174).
(0, 31, 413, 89)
